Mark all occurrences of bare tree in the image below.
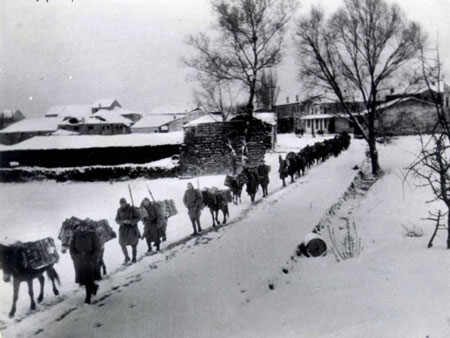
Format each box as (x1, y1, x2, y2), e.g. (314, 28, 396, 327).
(193, 74, 240, 122)
(186, 0, 296, 116)
(406, 46, 450, 248)
(294, 0, 424, 175)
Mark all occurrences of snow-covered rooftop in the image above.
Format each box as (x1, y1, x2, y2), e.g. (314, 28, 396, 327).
(361, 97, 436, 114)
(45, 105, 92, 119)
(131, 114, 182, 129)
(184, 114, 230, 127)
(0, 132, 184, 151)
(90, 111, 133, 126)
(0, 117, 62, 133)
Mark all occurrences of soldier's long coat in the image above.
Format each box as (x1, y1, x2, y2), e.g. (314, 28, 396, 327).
(183, 188, 203, 220)
(70, 229, 102, 286)
(141, 203, 166, 243)
(115, 205, 141, 246)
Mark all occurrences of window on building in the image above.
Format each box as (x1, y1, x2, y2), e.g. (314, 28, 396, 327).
(307, 120, 311, 128)
(74, 126, 79, 131)
(446, 97, 449, 107)
(316, 120, 319, 129)
(88, 126, 94, 130)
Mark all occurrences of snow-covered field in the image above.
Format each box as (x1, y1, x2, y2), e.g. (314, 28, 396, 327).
(2, 134, 446, 338)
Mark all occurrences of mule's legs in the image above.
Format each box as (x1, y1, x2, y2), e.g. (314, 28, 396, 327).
(27, 279, 36, 311)
(9, 278, 20, 318)
(222, 206, 228, 224)
(210, 209, 216, 227)
(37, 275, 45, 303)
(215, 210, 220, 226)
(46, 267, 60, 296)
(282, 178, 286, 187)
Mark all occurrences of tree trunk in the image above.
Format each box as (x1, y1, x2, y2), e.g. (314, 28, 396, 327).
(447, 210, 450, 249)
(368, 108, 381, 175)
(247, 82, 256, 116)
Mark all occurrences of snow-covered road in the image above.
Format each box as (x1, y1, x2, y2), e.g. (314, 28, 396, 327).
(1, 137, 365, 338)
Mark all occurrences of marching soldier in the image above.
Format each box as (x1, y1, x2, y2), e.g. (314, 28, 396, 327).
(183, 182, 203, 236)
(115, 197, 141, 264)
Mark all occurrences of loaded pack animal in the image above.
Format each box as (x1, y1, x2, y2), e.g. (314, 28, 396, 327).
(257, 163, 271, 197)
(229, 177, 244, 204)
(285, 152, 299, 183)
(279, 133, 352, 188)
(0, 241, 60, 318)
(278, 155, 289, 187)
(240, 167, 260, 202)
(201, 188, 232, 227)
(58, 219, 116, 276)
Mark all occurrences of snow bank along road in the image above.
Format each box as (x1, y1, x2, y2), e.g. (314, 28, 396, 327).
(1, 138, 365, 338)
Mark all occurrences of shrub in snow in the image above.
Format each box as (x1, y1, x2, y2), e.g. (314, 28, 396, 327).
(327, 217, 362, 262)
(401, 224, 424, 237)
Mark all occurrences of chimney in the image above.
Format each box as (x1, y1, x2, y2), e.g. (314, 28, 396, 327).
(286, 96, 289, 104)
(296, 95, 299, 102)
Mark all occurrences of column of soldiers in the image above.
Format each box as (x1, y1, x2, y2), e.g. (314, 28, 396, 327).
(70, 183, 203, 304)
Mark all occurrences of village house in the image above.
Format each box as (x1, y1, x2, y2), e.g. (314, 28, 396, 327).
(375, 97, 443, 136)
(58, 110, 133, 135)
(131, 105, 207, 133)
(299, 99, 366, 135)
(0, 117, 62, 145)
(0, 100, 142, 144)
(0, 109, 25, 130)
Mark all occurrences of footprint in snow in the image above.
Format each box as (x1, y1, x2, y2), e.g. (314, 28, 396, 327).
(55, 307, 77, 322)
(34, 328, 44, 335)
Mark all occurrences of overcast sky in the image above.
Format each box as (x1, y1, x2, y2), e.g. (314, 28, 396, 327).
(1, 0, 449, 117)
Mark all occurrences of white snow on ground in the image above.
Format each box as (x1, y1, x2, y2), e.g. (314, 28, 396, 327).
(3, 135, 444, 338)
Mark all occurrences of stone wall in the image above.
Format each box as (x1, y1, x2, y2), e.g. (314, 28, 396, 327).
(180, 116, 272, 175)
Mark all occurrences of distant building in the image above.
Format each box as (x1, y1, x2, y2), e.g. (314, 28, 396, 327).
(274, 94, 366, 135)
(0, 117, 61, 145)
(58, 110, 133, 135)
(299, 100, 366, 135)
(273, 95, 306, 133)
(0, 109, 25, 130)
(375, 97, 443, 136)
(131, 107, 207, 133)
(386, 83, 450, 108)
